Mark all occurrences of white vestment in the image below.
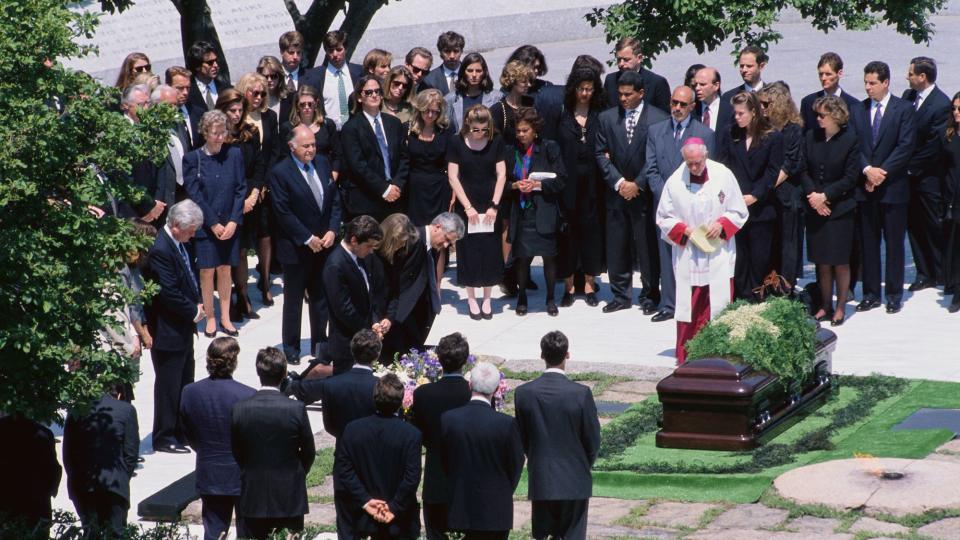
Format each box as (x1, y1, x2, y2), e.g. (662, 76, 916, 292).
(656, 159, 749, 322)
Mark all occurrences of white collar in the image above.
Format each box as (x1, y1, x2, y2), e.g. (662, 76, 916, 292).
(283, 67, 299, 80)
(353, 364, 373, 371)
(163, 225, 181, 248)
(470, 396, 492, 405)
(744, 80, 764, 93)
(326, 61, 346, 75)
(916, 83, 936, 101)
(873, 92, 891, 110)
(259, 386, 281, 392)
(624, 102, 644, 117)
(443, 65, 459, 78)
(545, 367, 566, 375)
(340, 240, 360, 265)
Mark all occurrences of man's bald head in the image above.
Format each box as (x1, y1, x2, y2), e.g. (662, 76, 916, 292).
(288, 124, 317, 163)
(693, 67, 721, 103)
(670, 85, 696, 122)
(150, 84, 179, 107)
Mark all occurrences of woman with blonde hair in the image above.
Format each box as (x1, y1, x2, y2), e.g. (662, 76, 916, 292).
(406, 89, 452, 226)
(490, 60, 535, 149)
(363, 48, 393, 79)
(279, 84, 342, 179)
(759, 81, 805, 293)
(114, 52, 151, 89)
(382, 65, 416, 123)
(256, 55, 288, 122)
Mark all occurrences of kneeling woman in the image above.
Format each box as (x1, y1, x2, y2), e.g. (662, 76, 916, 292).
(507, 107, 566, 316)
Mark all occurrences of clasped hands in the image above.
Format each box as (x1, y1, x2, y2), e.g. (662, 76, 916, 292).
(617, 179, 640, 200)
(211, 222, 237, 241)
(864, 166, 887, 193)
(514, 179, 538, 193)
(807, 192, 831, 216)
(384, 184, 402, 203)
(363, 499, 395, 523)
(372, 318, 392, 339)
(465, 206, 496, 225)
(307, 231, 336, 253)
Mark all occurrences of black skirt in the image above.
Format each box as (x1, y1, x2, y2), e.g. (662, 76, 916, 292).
(806, 210, 854, 265)
(512, 208, 557, 258)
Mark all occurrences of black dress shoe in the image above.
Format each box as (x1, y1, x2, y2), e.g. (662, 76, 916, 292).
(651, 310, 674, 322)
(886, 301, 902, 314)
(137, 456, 145, 463)
(949, 298, 960, 313)
(516, 303, 528, 316)
(481, 307, 493, 320)
(155, 444, 190, 454)
(585, 292, 599, 307)
(856, 299, 881, 312)
(220, 325, 239, 337)
(286, 355, 302, 365)
(560, 292, 575, 307)
(546, 301, 558, 317)
(203, 328, 217, 338)
(602, 301, 630, 313)
(908, 279, 935, 292)
(641, 303, 659, 316)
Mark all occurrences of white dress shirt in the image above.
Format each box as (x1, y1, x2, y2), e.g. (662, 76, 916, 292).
(324, 62, 354, 129)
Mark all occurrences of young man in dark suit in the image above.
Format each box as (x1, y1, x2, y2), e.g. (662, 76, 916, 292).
(424, 31, 465, 96)
(692, 67, 733, 136)
(409, 332, 473, 540)
(231, 347, 315, 539)
(441, 362, 525, 540)
(185, 41, 229, 116)
(720, 45, 768, 104)
(340, 75, 410, 221)
(903, 56, 952, 291)
(334, 373, 423, 539)
(179, 337, 256, 540)
(853, 61, 917, 314)
(301, 30, 364, 130)
(143, 199, 204, 454)
(515, 332, 601, 540)
(270, 124, 343, 365)
(602, 36, 670, 113)
(0, 414, 61, 538)
(595, 70, 670, 314)
(406, 47, 435, 94)
(799, 53, 862, 133)
(63, 383, 139, 539)
(644, 85, 716, 323)
(322, 215, 386, 374)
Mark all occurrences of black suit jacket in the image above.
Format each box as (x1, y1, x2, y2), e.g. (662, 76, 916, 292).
(693, 98, 734, 136)
(301, 61, 363, 98)
(721, 128, 784, 221)
(595, 103, 670, 205)
(186, 77, 231, 118)
(801, 126, 861, 218)
(268, 154, 342, 265)
(441, 401, 525, 532)
(289, 366, 377, 440)
(63, 394, 139, 503)
(334, 414, 422, 538)
(0, 416, 62, 522)
(231, 389, 315, 518)
(340, 112, 410, 216)
(383, 233, 439, 324)
(603, 68, 671, 112)
(800, 89, 861, 133)
(322, 245, 377, 371)
(852, 95, 917, 203)
(507, 140, 567, 241)
(179, 377, 256, 496)
(902, 85, 951, 178)
(257, 108, 280, 172)
(514, 372, 601, 501)
(143, 231, 200, 352)
(424, 66, 455, 96)
(409, 376, 471, 503)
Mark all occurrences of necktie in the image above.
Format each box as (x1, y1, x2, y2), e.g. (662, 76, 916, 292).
(286, 74, 296, 94)
(702, 105, 712, 130)
(914, 93, 922, 111)
(337, 70, 349, 119)
(180, 107, 193, 146)
(356, 257, 370, 291)
(872, 102, 883, 146)
(426, 246, 441, 313)
(625, 110, 637, 144)
(205, 84, 215, 110)
(302, 163, 324, 210)
(177, 242, 199, 294)
(674, 122, 684, 143)
(373, 115, 392, 180)
(447, 72, 457, 93)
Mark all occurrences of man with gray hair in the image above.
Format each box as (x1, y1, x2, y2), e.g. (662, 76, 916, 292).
(121, 83, 150, 124)
(129, 85, 184, 225)
(655, 139, 748, 364)
(144, 199, 205, 453)
(441, 362, 524, 539)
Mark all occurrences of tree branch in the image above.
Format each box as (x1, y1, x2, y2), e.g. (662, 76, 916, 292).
(284, 0, 304, 25)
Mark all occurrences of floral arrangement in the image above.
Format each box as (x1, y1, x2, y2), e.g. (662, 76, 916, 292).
(684, 297, 817, 384)
(375, 348, 511, 411)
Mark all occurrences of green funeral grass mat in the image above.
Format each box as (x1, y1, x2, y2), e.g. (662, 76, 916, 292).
(586, 375, 960, 503)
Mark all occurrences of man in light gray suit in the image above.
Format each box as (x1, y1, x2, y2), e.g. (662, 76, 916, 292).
(643, 86, 715, 322)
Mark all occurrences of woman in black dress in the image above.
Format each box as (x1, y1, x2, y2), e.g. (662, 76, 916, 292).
(256, 55, 289, 127)
(216, 89, 266, 322)
(802, 95, 860, 325)
(507, 107, 566, 316)
(557, 67, 605, 307)
(720, 91, 784, 300)
(941, 92, 960, 312)
(277, 85, 342, 178)
(444, 52, 501, 134)
(183, 110, 246, 338)
(447, 105, 507, 319)
(406, 88, 452, 226)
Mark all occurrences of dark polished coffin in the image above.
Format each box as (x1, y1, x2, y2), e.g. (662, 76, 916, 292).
(656, 328, 837, 451)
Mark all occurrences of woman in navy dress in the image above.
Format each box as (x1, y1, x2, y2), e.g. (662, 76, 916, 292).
(406, 88, 452, 226)
(184, 110, 246, 338)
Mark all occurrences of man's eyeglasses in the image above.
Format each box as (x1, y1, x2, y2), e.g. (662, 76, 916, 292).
(671, 99, 691, 107)
(361, 88, 383, 97)
(203, 58, 218, 66)
(469, 127, 490, 134)
(409, 65, 428, 76)
(133, 64, 152, 73)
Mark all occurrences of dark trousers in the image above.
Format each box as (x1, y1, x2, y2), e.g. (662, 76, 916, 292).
(423, 501, 451, 540)
(907, 175, 944, 284)
(334, 490, 357, 540)
(531, 499, 589, 540)
(73, 491, 128, 540)
(382, 292, 435, 365)
(281, 251, 329, 360)
(201, 495, 236, 540)
(460, 531, 509, 540)
(151, 347, 194, 448)
(734, 219, 774, 299)
(858, 201, 908, 303)
(605, 196, 659, 305)
(657, 236, 675, 313)
(235, 515, 303, 540)
(774, 205, 804, 287)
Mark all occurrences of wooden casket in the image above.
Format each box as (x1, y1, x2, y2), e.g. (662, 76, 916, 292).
(655, 328, 837, 451)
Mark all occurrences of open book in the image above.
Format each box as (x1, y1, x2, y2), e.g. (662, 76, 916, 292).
(688, 224, 724, 253)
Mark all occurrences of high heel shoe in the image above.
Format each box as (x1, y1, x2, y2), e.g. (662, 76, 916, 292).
(468, 301, 482, 320)
(546, 301, 558, 317)
(516, 303, 528, 316)
(220, 324, 239, 337)
(830, 314, 845, 327)
(203, 323, 217, 339)
(239, 298, 260, 320)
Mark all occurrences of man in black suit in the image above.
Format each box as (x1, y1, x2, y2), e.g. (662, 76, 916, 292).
(143, 199, 204, 454)
(406, 46, 435, 94)
(424, 31, 465, 96)
(301, 30, 364, 130)
(270, 124, 343, 365)
(602, 36, 670, 113)
(130, 85, 186, 227)
(334, 373, 423, 539)
(515, 332, 601, 540)
(185, 41, 228, 116)
(166, 65, 200, 151)
(231, 347, 315, 539)
(903, 56, 951, 291)
(0, 414, 61, 538)
(853, 61, 917, 314)
(410, 332, 473, 540)
(720, 45, 768, 104)
(595, 70, 670, 314)
(692, 67, 733, 136)
(442, 362, 525, 540)
(322, 215, 386, 373)
(340, 75, 409, 221)
(63, 383, 139, 539)
(800, 53, 861, 133)
(179, 337, 256, 540)
(278, 31, 309, 94)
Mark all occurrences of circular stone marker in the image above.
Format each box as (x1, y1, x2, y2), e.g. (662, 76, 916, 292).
(774, 458, 960, 516)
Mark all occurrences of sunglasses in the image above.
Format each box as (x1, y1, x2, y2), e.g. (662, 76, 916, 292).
(409, 65, 428, 76)
(249, 91, 266, 97)
(298, 101, 316, 108)
(816, 112, 828, 119)
(759, 100, 771, 108)
(391, 80, 409, 88)
(203, 58, 218, 66)
(260, 72, 279, 81)
(670, 99, 691, 107)
(469, 127, 490, 133)
(954, 105, 960, 112)
(133, 64, 152, 73)
(361, 88, 383, 97)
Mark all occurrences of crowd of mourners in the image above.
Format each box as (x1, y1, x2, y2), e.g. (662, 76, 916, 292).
(4, 23, 960, 540)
